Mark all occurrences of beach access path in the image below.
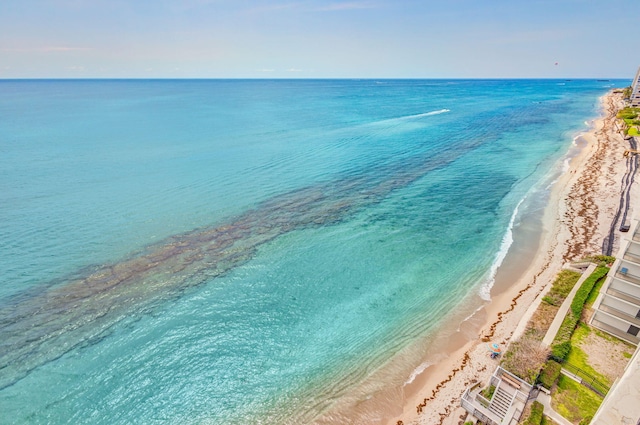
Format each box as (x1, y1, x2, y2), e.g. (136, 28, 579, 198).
(542, 263, 597, 346)
(536, 392, 573, 425)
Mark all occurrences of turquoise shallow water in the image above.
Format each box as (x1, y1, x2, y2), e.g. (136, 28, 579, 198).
(0, 79, 624, 424)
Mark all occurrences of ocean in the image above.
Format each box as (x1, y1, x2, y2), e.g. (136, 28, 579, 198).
(0, 79, 623, 424)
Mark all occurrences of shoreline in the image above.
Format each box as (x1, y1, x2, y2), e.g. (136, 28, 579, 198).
(384, 89, 633, 425)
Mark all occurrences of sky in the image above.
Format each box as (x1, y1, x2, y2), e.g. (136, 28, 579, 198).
(0, 0, 637, 79)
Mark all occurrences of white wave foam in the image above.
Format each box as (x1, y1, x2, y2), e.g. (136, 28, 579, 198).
(401, 109, 451, 119)
(456, 305, 486, 332)
(372, 109, 451, 125)
(405, 361, 433, 385)
(479, 197, 525, 300)
(547, 135, 584, 190)
(562, 157, 571, 174)
(366, 109, 451, 128)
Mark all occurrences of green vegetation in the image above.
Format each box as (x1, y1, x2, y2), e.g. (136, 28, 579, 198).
(501, 263, 617, 418)
(551, 339, 573, 362)
(523, 401, 544, 425)
(571, 266, 609, 318)
(624, 118, 640, 126)
(542, 270, 581, 306)
(501, 335, 550, 383)
(585, 273, 606, 308)
(538, 360, 562, 389)
(617, 107, 640, 120)
(623, 86, 632, 98)
(551, 266, 609, 361)
(481, 384, 495, 400)
(553, 375, 602, 423)
(566, 324, 612, 386)
(582, 255, 615, 267)
(540, 360, 562, 387)
(551, 313, 579, 362)
(618, 107, 640, 135)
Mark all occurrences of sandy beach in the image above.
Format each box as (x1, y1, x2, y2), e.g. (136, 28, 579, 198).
(387, 90, 638, 425)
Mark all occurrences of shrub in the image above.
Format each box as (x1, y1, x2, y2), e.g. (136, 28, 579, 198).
(538, 360, 562, 389)
(542, 270, 581, 306)
(582, 255, 615, 266)
(501, 335, 550, 383)
(618, 107, 640, 119)
(481, 384, 496, 400)
(570, 266, 609, 319)
(552, 266, 608, 358)
(554, 314, 579, 345)
(551, 341, 572, 362)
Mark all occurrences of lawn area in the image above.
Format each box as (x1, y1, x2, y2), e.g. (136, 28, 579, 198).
(552, 374, 602, 423)
(566, 324, 612, 386)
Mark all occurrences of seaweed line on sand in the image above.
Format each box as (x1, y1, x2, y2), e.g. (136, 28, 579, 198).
(415, 353, 471, 416)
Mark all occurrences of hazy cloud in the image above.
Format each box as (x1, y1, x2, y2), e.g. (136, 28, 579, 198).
(246, 2, 306, 13)
(0, 46, 92, 52)
(247, 1, 377, 14)
(316, 1, 378, 11)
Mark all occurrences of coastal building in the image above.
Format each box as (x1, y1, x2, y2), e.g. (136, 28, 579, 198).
(631, 66, 640, 107)
(590, 336, 640, 424)
(589, 216, 640, 424)
(590, 219, 640, 345)
(460, 366, 533, 425)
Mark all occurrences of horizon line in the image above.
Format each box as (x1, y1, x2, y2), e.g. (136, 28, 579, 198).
(0, 77, 632, 81)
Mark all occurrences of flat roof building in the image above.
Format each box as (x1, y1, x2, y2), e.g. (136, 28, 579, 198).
(631, 66, 640, 107)
(590, 220, 640, 345)
(589, 217, 640, 424)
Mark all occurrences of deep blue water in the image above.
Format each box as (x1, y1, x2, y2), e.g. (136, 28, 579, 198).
(0, 79, 624, 424)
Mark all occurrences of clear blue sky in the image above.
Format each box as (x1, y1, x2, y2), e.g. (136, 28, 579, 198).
(1, 0, 637, 79)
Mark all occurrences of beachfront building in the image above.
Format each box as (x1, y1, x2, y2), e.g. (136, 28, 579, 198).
(590, 219, 640, 345)
(590, 341, 640, 424)
(460, 366, 533, 425)
(631, 66, 640, 107)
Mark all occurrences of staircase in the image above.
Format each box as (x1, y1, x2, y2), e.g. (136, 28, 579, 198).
(488, 385, 513, 419)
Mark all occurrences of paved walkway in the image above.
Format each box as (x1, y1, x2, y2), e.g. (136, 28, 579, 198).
(536, 392, 573, 425)
(542, 263, 597, 346)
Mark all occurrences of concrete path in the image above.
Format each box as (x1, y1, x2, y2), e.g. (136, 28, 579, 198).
(536, 392, 573, 425)
(542, 263, 597, 346)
